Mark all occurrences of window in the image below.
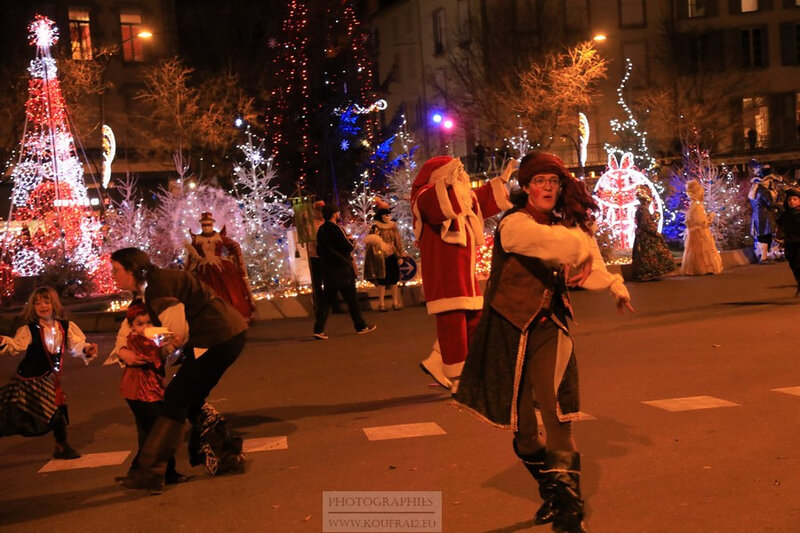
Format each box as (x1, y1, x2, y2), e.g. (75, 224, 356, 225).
(120, 12, 145, 62)
(564, 0, 589, 31)
(457, 0, 471, 43)
(619, 0, 645, 27)
(780, 23, 800, 65)
(796, 93, 800, 143)
(68, 8, 92, 60)
(688, 0, 707, 17)
(433, 9, 446, 54)
(743, 97, 768, 149)
(458, 0, 472, 44)
(741, 27, 767, 68)
(741, 0, 758, 12)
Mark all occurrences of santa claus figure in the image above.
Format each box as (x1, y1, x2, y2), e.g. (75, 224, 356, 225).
(186, 212, 255, 322)
(413, 156, 514, 392)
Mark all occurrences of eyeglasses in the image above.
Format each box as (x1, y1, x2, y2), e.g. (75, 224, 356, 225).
(531, 177, 560, 188)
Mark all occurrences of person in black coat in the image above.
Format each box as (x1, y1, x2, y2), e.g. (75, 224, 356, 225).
(312, 204, 376, 339)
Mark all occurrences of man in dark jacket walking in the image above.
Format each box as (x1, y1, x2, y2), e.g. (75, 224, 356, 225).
(313, 203, 376, 339)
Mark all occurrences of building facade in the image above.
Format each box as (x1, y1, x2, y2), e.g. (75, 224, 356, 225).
(369, 0, 800, 178)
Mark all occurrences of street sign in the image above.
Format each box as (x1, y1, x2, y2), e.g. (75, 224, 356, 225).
(398, 256, 417, 281)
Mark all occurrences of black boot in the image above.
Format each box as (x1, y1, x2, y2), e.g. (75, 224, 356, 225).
(545, 450, 587, 533)
(118, 417, 184, 494)
(513, 439, 556, 524)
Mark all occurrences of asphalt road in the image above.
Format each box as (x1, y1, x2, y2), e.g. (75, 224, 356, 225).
(0, 262, 798, 533)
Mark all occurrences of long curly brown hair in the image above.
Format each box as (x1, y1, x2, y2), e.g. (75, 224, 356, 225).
(22, 286, 66, 323)
(557, 175, 598, 233)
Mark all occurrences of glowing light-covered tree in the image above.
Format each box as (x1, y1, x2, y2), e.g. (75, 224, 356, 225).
(149, 184, 246, 269)
(384, 116, 418, 255)
(3, 15, 107, 294)
(345, 171, 375, 273)
(104, 176, 154, 253)
(263, 0, 378, 195)
(663, 135, 749, 249)
(231, 126, 293, 292)
(604, 59, 656, 173)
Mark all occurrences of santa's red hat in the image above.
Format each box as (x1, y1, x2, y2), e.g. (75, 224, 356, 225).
(411, 156, 456, 203)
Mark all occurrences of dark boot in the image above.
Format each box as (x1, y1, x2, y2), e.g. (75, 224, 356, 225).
(545, 450, 587, 533)
(164, 457, 191, 485)
(513, 440, 555, 524)
(118, 417, 184, 494)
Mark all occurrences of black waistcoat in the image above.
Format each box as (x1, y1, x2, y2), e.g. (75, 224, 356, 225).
(17, 320, 70, 378)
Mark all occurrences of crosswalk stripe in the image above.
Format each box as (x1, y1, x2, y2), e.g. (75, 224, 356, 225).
(536, 411, 596, 424)
(642, 395, 740, 412)
(363, 422, 446, 441)
(243, 436, 288, 452)
(771, 386, 800, 396)
(38, 451, 131, 473)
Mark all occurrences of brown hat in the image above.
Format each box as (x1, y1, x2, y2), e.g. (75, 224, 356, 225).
(518, 152, 571, 188)
(199, 212, 215, 223)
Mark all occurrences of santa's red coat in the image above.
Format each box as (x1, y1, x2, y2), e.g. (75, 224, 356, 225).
(412, 177, 511, 314)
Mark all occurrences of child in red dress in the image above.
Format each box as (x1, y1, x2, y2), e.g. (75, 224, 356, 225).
(117, 303, 186, 484)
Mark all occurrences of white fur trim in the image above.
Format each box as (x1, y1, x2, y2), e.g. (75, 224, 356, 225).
(429, 158, 463, 185)
(490, 177, 513, 211)
(412, 199, 423, 241)
(434, 179, 459, 220)
(426, 295, 484, 314)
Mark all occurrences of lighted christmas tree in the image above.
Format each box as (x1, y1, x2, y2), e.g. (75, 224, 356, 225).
(104, 176, 155, 253)
(604, 59, 657, 173)
(384, 116, 419, 255)
(663, 134, 748, 249)
(149, 184, 246, 269)
(263, 0, 378, 196)
(231, 125, 292, 292)
(4, 15, 105, 293)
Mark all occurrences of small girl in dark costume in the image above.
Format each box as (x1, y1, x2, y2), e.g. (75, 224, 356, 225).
(0, 286, 97, 459)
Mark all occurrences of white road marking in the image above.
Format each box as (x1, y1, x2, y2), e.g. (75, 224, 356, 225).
(771, 386, 800, 396)
(536, 410, 595, 424)
(363, 422, 447, 441)
(243, 436, 288, 452)
(38, 451, 131, 473)
(642, 395, 740, 412)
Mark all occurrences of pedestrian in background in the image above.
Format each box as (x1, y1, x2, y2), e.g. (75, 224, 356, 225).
(0, 286, 98, 459)
(455, 152, 633, 533)
(777, 187, 800, 296)
(749, 167, 778, 263)
(363, 201, 405, 311)
(313, 203, 376, 339)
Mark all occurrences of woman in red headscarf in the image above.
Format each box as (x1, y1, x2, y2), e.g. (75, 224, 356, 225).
(185, 212, 254, 322)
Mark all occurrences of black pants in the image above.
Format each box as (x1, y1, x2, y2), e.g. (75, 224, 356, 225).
(313, 280, 367, 334)
(126, 399, 177, 474)
(785, 242, 800, 285)
(161, 332, 247, 425)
